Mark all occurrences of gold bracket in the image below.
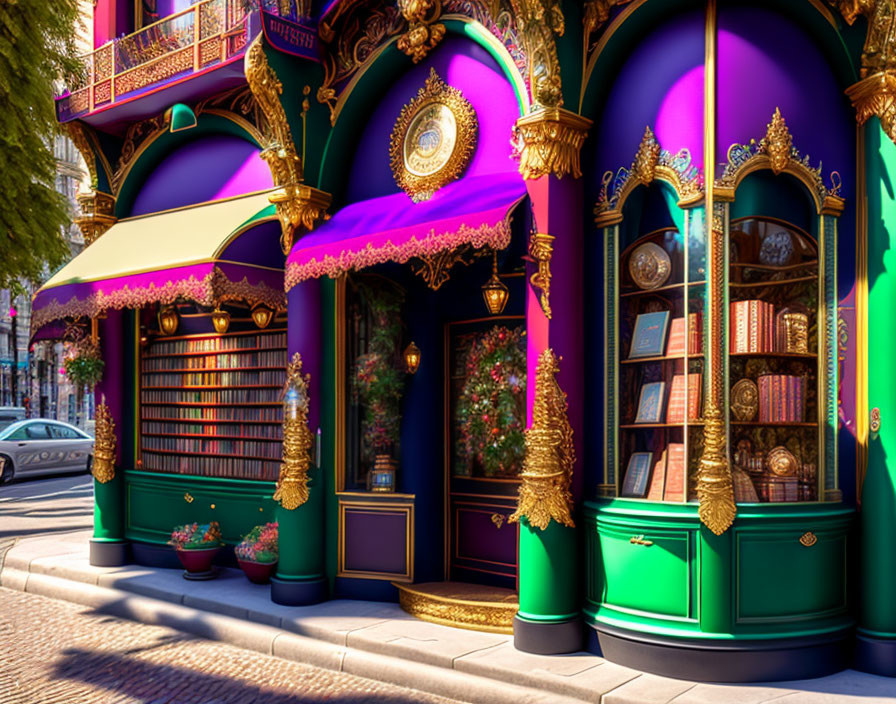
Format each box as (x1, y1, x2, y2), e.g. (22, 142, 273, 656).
(527, 232, 554, 318)
(512, 108, 592, 180)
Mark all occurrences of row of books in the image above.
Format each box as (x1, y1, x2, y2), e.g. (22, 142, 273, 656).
(757, 374, 807, 423)
(141, 388, 280, 404)
(141, 405, 283, 422)
(142, 350, 287, 371)
(730, 300, 775, 353)
(622, 443, 685, 501)
(148, 332, 287, 354)
(632, 374, 702, 424)
(142, 370, 286, 387)
(629, 311, 703, 359)
(141, 421, 283, 439)
(141, 436, 282, 459)
(140, 450, 280, 481)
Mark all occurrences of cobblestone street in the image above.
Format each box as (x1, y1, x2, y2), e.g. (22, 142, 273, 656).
(0, 588, 459, 704)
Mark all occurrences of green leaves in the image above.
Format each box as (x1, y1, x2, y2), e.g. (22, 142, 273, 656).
(0, 0, 85, 289)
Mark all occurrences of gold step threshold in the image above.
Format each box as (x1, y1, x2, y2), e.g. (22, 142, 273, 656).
(393, 581, 518, 635)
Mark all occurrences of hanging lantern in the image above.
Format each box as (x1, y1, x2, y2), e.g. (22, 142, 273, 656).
(251, 303, 274, 329)
(158, 306, 179, 335)
(211, 307, 231, 334)
(404, 341, 422, 374)
(481, 251, 509, 315)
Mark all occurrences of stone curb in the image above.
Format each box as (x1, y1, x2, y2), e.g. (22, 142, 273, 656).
(3, 568, 589, 704)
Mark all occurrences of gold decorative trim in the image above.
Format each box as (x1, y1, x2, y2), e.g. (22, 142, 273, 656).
(389, 68, 478, 203)
(62, 121, 102, 191)
(75, 191, 118, 246)
(846, 72, 896, 146)
(799, 531, 818, 547)
(31, 266, 286, 331)
(512, 107, 592, 180)
(397, 0, 446, 62)
(507, 0, 565, 108)
(92, 403, 116, 484)
(273, 353, 314, 510)
(410, 243, 488, 290)
(111, 114, 170, 195)
(510, 348, 574, 530)
(394, 581, 516, 634)
(527, 232, 554, 318)
(715, 108, 844, 215)
(270, 185, 332, 255)
(595, 125, 702, 226)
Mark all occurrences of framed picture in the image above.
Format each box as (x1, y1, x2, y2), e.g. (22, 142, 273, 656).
(629, 311, 671, 359)
(635, 381, 666, 423)
(622, 452, 653, 498)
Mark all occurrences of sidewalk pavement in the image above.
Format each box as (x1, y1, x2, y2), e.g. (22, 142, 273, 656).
(2, 530, 895, 704)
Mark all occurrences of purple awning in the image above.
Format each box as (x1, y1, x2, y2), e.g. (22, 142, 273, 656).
(285, 172, 527, 290)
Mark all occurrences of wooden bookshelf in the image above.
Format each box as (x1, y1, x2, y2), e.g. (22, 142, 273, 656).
(139, 328, 287, 481)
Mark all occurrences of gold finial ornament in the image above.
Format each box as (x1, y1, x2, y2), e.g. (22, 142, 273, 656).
(93, 403, 116, 484)
(512, 108, 592, 180)
(763, 108, 792, 175)
(632, 126, 662, 185)
(397, 0, 446, 63)
(510, 348, 575, 531)
(273, 353, 314, 510)
(528, 232, 554, 319)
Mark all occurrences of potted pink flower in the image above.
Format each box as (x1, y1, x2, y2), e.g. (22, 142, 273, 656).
(235, 522, 278, 584)
(168, 521, 224, 580)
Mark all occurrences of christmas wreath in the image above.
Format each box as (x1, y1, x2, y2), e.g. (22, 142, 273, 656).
(456, 326, 526, 477)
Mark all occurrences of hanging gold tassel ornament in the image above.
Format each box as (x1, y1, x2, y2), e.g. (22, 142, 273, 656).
(510, 348, 575, 530)
(273, 353, 314, 510)
(93, 402, 116, 484)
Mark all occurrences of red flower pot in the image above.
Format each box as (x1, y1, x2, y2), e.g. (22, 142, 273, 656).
(237, 559, 277, 584)
(176, 546, 221, 580)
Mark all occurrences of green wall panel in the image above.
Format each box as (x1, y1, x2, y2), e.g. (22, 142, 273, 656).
(124, 470, 277, 545)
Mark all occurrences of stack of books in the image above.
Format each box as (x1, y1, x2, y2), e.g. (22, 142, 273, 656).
(663, 443, 686, 502)
(666, 373, 702, 423)
(730, 300, 775, 353)
(665, 313, 703, 356)
(757, 374, 806, 422)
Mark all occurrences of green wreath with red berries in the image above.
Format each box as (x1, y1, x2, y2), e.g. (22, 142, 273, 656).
(456, 326, 526, 477)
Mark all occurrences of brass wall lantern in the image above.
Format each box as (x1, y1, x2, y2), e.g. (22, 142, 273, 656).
(404, 341, 422, 374)
(158, 306, 179, 335)
(251, 303, 275, 329)
(211, 307, 231, 334)
(481, 251, 509, 315)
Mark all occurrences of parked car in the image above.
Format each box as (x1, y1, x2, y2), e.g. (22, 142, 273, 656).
(0, 419, 94, 484)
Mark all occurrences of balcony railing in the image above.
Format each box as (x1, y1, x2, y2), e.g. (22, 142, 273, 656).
(58, 0, 265, 120)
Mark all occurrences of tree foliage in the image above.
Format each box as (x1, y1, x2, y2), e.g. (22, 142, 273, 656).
(0, 0, 84, 292)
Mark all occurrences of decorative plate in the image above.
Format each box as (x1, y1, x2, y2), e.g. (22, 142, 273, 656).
(759, 230, 795, 266)
(731, 378, 758, 421)
(628, 242, 671, 290)
(390, 68, 478, 203)
(767, 446, 798, 477)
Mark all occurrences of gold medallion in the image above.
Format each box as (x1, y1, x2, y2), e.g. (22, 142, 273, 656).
(628, 242, 671, 290)
(390, 68, 477, 202)
(731, 378, 758, 422)
(766, 446, 798, 477)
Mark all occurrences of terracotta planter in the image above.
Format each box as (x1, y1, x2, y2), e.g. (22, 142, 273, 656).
(175, 546, 221, 580)
(237, 559, 278, 584)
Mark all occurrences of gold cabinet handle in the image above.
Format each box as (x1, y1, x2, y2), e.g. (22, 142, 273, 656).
(629, 535, 653, 546)
(491, 513, 505, 529)
(799, 532, 817, 547)
(871, 407, 881, 434)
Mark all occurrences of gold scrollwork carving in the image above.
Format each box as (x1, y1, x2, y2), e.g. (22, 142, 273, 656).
(410, 243, 485, 290)
(582, 1, 633, 63)
(507, 0, 565, 108)
(764, 107, 793, 175)
(490, 513, 506, 529)
(512, 107, 592, 180)
(527, 232, 554, 318)
(846, 72, 896, 145)
(92, 403, 116, 484)
(269, 185, 333, 255)
(62, 121, 100, 190)
(397, 0, 446, 63)
(273, 353, 314, 510)
(510, 348, 575, 530)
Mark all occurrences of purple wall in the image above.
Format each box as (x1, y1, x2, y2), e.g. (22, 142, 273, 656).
(130, 135, 273, 216)
(345, 36, 520, 203)
(592, 9, 706, 182)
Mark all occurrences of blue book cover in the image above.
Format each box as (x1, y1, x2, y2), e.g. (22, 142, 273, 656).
(622, 452, 653, 497)
(635, 381, 667, 423)
(629, 311, 671, 358)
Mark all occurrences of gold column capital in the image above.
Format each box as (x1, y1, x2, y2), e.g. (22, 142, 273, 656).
(75, 190, 117, 246)
(512, 108, 592, 180)
(846, 71, 896, 144)
(270, 184, 332, 255)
